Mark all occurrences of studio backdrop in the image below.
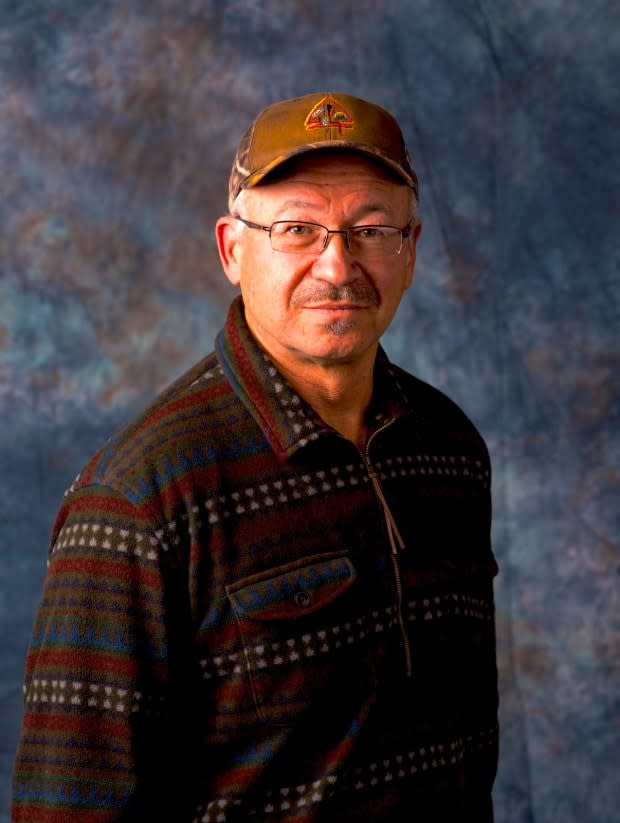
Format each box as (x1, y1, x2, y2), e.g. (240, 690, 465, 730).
(1, 2, 618, 821)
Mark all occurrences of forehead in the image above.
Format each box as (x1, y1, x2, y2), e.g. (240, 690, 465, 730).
(240, 151, 410, 214)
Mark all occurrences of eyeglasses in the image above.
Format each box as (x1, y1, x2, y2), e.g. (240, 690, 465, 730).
(233, 216, 412, 258)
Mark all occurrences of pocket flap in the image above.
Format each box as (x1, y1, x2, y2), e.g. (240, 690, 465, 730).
(227, 554, 356, 622)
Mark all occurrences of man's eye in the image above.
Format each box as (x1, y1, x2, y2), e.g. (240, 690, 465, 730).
(356, 226, 385, 239)
(286, 223, 316, 236)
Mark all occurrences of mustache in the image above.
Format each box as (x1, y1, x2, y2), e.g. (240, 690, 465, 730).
(292, 282, 379, 307)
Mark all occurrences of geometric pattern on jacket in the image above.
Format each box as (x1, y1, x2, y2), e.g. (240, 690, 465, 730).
(13, 296, 499, 822)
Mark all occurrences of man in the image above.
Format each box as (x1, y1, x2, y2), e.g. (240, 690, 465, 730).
(13, 92, 499, 821)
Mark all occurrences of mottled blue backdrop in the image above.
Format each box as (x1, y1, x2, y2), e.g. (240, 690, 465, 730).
(1, 2, 618, 821)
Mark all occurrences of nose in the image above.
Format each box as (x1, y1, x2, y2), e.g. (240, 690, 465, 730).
(311, 231, 356, 283)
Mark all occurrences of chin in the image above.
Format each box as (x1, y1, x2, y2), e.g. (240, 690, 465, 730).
(309, 342, 372, 365)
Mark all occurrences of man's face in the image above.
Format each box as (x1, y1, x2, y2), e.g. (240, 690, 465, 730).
(216, 153, 421, 375)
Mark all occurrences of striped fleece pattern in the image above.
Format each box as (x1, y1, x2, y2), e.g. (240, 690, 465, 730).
(13, 296, 499, 822)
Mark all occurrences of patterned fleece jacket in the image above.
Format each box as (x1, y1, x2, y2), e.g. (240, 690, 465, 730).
(13, 296, 499, 822)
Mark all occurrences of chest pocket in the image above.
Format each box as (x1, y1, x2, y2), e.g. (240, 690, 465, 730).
(226, 552, 375, 726)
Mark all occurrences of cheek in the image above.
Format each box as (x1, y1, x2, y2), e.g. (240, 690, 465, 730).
(377, 264, 412, 301)
(243, 278, 272, 314)
(248, 262, 305, 305)
(241, 268, 288, 317)
(399, 251, 415, 290)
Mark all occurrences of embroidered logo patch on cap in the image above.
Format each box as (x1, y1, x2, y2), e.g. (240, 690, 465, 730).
(304, 95, 354, 133)
(228, 92, 419, 208)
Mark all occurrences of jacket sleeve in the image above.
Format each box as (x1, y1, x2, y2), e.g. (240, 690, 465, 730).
(12, 482, 199, 822)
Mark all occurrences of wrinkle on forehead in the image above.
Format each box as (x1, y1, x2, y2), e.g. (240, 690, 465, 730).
(233, 153, 416, 223)
(267, 198, 402, 223)
(237, 158, 411, 224)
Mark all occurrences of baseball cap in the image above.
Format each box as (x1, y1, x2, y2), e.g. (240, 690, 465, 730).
(228, 92, 418, 209)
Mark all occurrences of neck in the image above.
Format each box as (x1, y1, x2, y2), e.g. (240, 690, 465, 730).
(274, 354, 376, 450)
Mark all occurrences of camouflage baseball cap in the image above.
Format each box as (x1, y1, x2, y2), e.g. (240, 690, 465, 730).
(228, 92, 418, 208)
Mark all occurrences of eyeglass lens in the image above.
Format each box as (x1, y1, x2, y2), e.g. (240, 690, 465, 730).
(270, 222, 404, 256)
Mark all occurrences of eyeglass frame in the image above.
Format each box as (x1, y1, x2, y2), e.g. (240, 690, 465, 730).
(232, 215, 414, 256)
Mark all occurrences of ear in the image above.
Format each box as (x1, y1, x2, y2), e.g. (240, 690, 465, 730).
(404, 221, 422, 289)
(215, 215, 244, 286)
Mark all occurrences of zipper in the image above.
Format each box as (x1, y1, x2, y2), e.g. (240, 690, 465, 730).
(364, 421, 413, 679)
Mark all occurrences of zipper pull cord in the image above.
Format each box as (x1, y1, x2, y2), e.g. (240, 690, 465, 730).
(367, 464, 413, 678)
(367, 467, 406, 554)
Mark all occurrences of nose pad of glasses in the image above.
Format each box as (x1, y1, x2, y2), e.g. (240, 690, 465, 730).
(322, 229, 352, 254)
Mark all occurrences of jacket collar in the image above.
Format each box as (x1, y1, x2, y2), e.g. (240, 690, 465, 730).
(215, 297, 413, 461)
